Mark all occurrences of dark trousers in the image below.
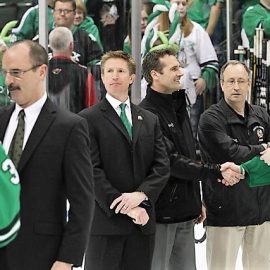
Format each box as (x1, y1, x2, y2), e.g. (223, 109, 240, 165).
(85, 229, 155, 270)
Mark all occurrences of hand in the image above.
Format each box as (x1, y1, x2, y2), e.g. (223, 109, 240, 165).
(220, 162, 243, 186)
(194, 78, 206, 95)
(260, 148, 270, 165)
(195, 205, 206, 224)
(110, 192, 147, 214)
(126, 206, 149, 226)
(51, 261, 72, 270)
(221, 162, 241, 174)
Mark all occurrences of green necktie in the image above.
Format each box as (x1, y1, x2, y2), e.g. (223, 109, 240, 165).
(8, 110, 25, 168)
(119, 103, 132, 139)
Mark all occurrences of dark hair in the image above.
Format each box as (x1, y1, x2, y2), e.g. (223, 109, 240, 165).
(142, 48, 177, 84)
(127, 2, 154, 44)
(101, 50, 136, 75)
(53, 0, 76, 10)
(220, 60, 251, 81)
(143, 2, 155, 16)
(11, 40, 48, 66)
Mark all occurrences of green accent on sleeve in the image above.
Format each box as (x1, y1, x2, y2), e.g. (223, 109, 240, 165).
(201, 68, 217, 93)
(241, 156, 270, 187)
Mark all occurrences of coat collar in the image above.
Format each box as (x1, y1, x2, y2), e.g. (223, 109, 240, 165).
(0, 99, 57, 172)
(145, 86, 187, 112)
(219, 98, 261, 127)
(18, 98, 57, 172)
(99, 98, 143, 144)
(0, 103, 15, 143)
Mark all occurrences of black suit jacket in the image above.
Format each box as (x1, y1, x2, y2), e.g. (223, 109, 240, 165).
(0, 99, 94, 269)
(79, 98, 169, 236)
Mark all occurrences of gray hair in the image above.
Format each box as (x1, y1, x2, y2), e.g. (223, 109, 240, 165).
(220, 60, 251, 81)
(49, 27, 73, 53)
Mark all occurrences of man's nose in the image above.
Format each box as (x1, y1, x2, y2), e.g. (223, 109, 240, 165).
(112, 71, 119, 79)
(178, 68, 184, 77)
(233, 81, 241, 89)
(5, 72, 15, 85)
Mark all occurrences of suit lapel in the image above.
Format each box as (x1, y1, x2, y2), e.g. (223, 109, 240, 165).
(131, 104, 143, 144)
(18, 99, 56, 172)
(100, 99, 132, 143)
(0, 104, 15, 142)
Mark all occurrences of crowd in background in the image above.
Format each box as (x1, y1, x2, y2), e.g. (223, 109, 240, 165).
(1, 1, 270, 270)
(0, 0, 263, 143)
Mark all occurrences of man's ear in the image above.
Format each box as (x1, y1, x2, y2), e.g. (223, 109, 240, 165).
(69, 41, 74, 52)
(129, 74, 135, 84)
(150, 70, 158, 81)
(220, 80, 225, 92)
(39, 64, 48, 79)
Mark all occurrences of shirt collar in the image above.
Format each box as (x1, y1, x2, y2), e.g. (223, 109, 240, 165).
(106, 93, 131, 110)
(14, 92, 47, 119)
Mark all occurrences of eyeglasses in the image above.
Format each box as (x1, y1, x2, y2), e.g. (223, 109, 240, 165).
(1, 64, 42, 79)
(54, 9, 75, 15)
(223, 79, 249, 87)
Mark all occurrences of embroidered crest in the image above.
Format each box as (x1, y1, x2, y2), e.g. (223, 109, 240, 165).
(253, 126, 264, 141)
(52, 68, 62, 75)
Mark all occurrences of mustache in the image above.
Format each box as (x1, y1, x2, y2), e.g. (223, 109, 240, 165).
(8, 84, 21, 92)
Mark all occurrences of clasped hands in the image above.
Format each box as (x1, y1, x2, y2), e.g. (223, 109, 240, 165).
(110, 192, 149, 226)
(220, 147, 270, 186)
(219, 162, 244, 186)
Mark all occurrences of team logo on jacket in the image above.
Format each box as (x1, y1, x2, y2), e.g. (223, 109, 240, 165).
(52, 68, 62, 75)
(253, 126, 264, 141)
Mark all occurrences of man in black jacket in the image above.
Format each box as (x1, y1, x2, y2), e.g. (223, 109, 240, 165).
(198, 60, 270, 270)
(140, 49, 239, 270)
(48, 27, 96, 112)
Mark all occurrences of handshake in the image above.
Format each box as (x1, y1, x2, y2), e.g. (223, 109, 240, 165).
(219, 147, 270, 186)
(219, 162, 244, 186)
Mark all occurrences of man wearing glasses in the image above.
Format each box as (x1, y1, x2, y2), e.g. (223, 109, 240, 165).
(10, 0, 55, 42)
(52, 0, 102, 67)
(11, 0, 102, 68)
(0, 40, 94, 270)
(198, 60, 270, 270)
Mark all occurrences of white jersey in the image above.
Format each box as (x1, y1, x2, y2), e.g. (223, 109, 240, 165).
(178, 21, 218, 104)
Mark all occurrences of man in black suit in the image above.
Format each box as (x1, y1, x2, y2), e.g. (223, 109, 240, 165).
(0, 40, 94, 270)
(79, 51, 170, 270)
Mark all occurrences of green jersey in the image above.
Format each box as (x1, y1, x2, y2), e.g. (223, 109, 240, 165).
(0, 143, 20, 248)
(78, 16, 103, 50)
(10, 5, 54, 42)
(243, 3, 270, 48)
(241, 0, 259, 12)
(187, 0, 223, 29)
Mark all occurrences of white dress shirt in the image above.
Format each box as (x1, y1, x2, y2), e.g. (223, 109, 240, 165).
(3, 93, 47, 153)
(106, 93, 133, 125)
